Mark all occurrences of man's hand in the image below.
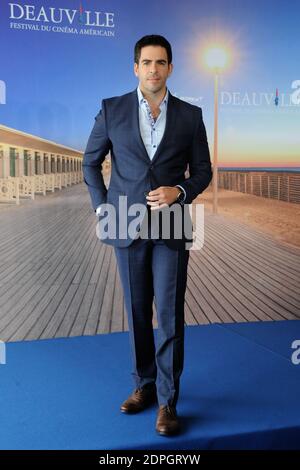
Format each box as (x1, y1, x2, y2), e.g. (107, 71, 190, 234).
(146, 186, 181, 211)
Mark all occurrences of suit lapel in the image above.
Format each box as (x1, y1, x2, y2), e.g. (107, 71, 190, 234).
(131, 89, 150, 163)
(130, 88, 177, 164)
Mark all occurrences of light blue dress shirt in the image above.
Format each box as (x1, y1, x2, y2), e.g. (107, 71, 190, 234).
(137, 85, 168, 160)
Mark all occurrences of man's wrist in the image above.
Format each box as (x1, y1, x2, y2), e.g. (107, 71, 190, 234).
(175, 187, 182, 197)
(175, 185, 186, 203)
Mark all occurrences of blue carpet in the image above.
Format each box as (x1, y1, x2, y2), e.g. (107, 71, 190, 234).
(221, 320, 300, 360)
(0, 321, 300, 450)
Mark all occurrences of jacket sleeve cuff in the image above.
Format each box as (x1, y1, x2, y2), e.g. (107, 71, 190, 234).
(175, 185, 187, 202)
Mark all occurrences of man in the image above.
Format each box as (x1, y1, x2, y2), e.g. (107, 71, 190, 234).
(83, 35, 212, 436)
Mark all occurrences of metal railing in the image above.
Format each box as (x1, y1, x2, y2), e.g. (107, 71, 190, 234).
(218, 171, 300, 204)
(0, 171, 83, 205)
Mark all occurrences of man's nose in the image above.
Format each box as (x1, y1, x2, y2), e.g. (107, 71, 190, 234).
(150, 62, 158, 73)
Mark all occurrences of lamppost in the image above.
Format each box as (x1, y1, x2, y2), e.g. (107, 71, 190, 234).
(204, 47, 228, 214)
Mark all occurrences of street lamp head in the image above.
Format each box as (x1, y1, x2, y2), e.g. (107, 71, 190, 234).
(204, 47, 228, 71)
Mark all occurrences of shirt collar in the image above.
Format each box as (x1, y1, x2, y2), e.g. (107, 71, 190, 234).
(137, 85, 169, 109)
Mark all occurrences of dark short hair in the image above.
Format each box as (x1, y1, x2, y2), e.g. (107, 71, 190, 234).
(134, 35, 172, 64)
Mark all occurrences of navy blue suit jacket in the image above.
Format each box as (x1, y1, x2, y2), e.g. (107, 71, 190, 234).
(83, 88, 212, 250)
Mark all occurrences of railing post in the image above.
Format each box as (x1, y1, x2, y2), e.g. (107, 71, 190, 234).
(260, 175, 262, 197)
(15, 177, 20, 205)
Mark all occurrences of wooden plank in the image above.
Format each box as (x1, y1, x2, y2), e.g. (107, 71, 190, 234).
(83, 247, 112, 336)
(189, 255, 255, 322)
(196, 245, 297, 321)
(97, 249, 117, 334)
(206, 212, 300, 273)
(204, 227, 300, 315)
(0, 183, 299, 342)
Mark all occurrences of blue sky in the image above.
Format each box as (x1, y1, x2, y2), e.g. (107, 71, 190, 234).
(0, 0, 299, 165)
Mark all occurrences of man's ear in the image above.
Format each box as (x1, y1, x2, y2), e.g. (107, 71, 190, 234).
(168, 63, 173, 77)
(134, 62, 139, 77)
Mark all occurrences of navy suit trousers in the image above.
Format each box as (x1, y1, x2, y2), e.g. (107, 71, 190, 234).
(114, 237, 190, 407)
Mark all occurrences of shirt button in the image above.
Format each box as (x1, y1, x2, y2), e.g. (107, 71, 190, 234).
(153, 145, 156, 148)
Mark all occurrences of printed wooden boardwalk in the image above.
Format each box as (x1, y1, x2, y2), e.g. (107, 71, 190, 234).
(0, 182, 299, 342)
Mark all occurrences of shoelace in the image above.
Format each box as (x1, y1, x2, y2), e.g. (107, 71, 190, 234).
(134, 388, 153, 399)
(135, 386, 155, 394)
(161, 405, 177, 419)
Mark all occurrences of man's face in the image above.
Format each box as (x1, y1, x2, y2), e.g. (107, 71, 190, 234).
(134, 45, 173, 95)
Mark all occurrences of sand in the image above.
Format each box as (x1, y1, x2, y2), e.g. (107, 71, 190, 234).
(199, 188, 300, 248)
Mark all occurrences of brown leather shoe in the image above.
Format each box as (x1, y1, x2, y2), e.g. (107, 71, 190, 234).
(156, 405, 180, 436)
(120, 386, 157, 413)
